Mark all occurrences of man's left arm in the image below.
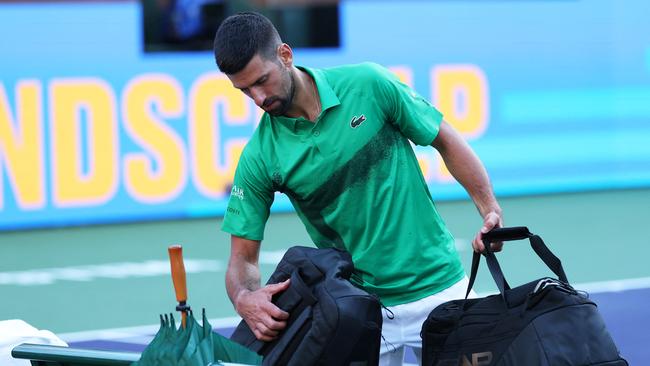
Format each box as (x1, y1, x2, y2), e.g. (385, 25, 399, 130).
(432, 120, 503, 252)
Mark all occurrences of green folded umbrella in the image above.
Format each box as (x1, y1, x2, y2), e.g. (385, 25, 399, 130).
(132, 309, 262, 366)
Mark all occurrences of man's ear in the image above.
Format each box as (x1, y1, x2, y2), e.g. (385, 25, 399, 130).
(277, 43, 293, 67)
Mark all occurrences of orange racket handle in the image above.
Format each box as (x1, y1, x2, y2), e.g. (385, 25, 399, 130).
(168, 245, 188, 328)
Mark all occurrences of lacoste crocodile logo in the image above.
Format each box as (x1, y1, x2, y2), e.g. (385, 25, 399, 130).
(350, 115, 366, 128)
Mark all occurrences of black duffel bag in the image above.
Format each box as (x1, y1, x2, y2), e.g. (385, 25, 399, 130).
(422, 227, 628, 366)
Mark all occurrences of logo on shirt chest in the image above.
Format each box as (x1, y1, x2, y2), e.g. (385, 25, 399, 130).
(350, 114, 366, 128)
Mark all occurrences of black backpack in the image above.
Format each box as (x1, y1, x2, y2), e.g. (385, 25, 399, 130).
(421, 227, 628, 366)
(231, 246, 382, 366)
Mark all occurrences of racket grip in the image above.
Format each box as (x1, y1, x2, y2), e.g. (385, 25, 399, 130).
(168, 245, 187, 303)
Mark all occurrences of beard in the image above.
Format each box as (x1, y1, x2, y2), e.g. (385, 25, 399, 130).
(263, 68, 295, 116)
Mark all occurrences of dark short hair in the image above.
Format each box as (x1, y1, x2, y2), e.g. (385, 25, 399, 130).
(213, 12, 282, 74)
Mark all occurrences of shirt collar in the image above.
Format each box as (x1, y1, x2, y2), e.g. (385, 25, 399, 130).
(297, 65, 341, 112)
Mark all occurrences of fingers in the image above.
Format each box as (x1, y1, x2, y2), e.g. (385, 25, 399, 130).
(251, 316, 287, 341)
(251, 322, 278, 342)
(265, 302, 289, 320)
(473, 233, 504, 253)
(472, 232, 485, 253)
(252, 329, 275, 342)
(480, 212, 501, 234)
(266, 278, 291, 295)
(250, 305, 288, 341)
(240, 282, 291, 341)
(262, 280, 290, 319)
(473, 211, 503, 253)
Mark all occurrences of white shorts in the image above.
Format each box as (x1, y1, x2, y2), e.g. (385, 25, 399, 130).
(379, 276, 475, 366)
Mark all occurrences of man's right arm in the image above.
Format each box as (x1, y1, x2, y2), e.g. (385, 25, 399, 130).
(226, 235, 290, 341)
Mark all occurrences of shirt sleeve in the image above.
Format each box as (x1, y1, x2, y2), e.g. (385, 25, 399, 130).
(370, 63, 443, 146)
(220, 148, 274, 241)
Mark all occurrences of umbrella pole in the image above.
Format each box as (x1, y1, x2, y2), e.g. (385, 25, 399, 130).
(168, 245, 190, 329)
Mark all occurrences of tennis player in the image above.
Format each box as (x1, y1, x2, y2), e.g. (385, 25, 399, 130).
(214, 12, 503, 366)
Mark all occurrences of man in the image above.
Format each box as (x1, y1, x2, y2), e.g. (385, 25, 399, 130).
(213, 12, 503, 366)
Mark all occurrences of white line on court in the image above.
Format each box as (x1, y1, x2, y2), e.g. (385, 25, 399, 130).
(0, 259, 224, 286)
(572, 276, 650, 293)
(0, 250, 288, 286)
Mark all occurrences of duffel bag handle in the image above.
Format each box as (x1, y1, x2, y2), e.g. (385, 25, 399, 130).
(465, 227, 569, 303)
(481, 226, 532, 243)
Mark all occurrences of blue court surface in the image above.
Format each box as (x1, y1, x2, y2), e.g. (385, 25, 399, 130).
(60, 285, 649, 365)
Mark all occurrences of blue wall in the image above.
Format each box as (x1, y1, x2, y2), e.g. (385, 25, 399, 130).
(1, 0, 649, 230)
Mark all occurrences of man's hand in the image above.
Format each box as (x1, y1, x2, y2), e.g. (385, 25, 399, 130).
(472, 211, 503, 253)
(235, 279, 291, 342)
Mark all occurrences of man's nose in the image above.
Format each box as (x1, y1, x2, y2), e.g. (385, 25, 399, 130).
(249, 88, 265, 107)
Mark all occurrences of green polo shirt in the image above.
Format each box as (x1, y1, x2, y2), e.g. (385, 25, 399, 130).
(222, 62, 464, 306)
